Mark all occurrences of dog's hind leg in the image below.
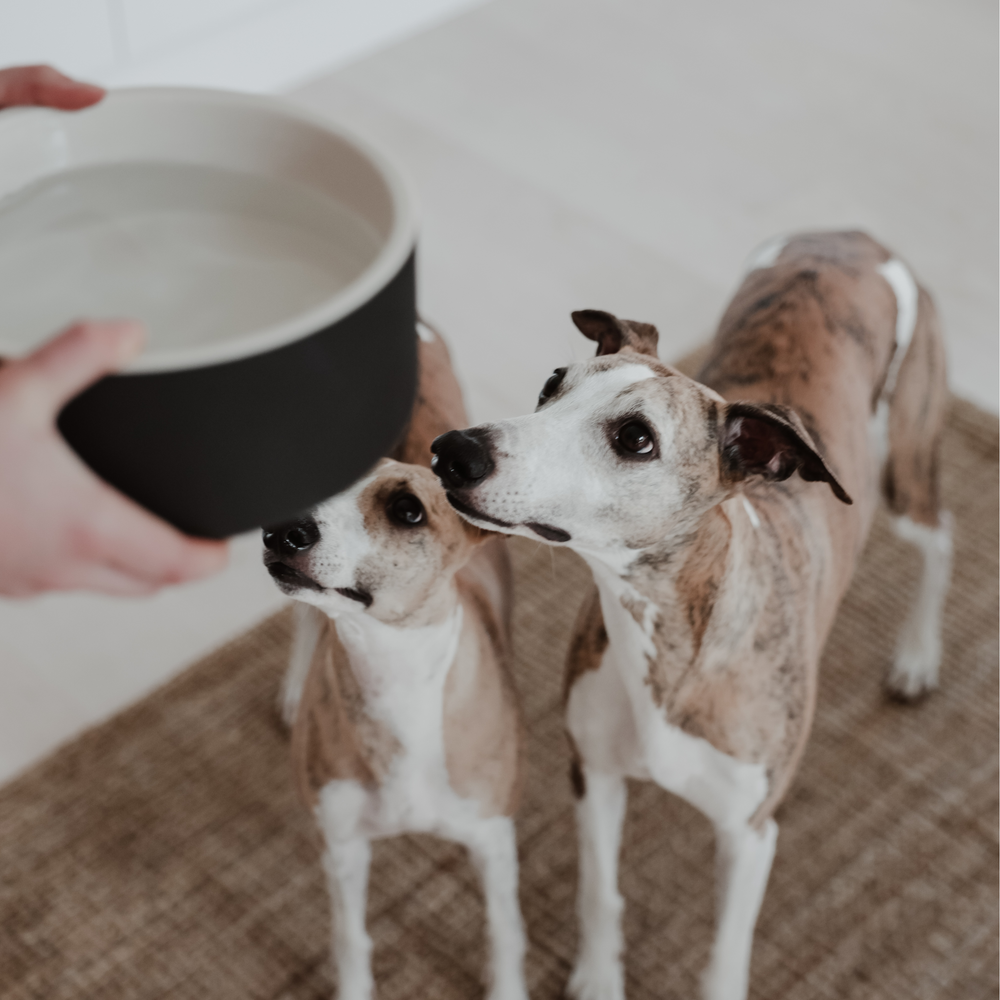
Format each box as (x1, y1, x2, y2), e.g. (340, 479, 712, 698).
(877, 271, 952, 700)
(887, 511, 953, 699)
(566, 768, 628, 1000)
(701, 819, 778, 1000)
(454, 816, 528, 1000)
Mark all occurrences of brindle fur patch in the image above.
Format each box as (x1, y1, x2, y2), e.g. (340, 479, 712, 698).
(673, 504, 732, 664)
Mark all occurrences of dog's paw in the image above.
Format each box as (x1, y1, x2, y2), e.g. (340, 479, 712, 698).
(565, 958, 625, 1000)
(885, 642, 940, 703)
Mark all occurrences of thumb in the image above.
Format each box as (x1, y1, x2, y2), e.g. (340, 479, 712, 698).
(15, 320, 145, 412)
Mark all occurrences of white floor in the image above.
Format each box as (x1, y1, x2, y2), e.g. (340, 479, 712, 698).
(0, 0, 996, 785)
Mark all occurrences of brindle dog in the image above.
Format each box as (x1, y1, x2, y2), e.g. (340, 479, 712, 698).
(430, 232, 951, 1000)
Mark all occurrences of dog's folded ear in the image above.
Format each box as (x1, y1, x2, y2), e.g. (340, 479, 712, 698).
(721, 402, 853, 504)
(571, 310, 660, 358)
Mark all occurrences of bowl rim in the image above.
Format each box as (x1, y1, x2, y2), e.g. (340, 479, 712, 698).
(0, 86, 418, 375)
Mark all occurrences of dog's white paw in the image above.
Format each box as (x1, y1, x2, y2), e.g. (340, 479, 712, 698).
(566, 956, 626, 1000)
(885, 643, 940, 702)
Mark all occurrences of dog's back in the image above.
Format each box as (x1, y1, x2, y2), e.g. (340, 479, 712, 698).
(697, 231, 947, 635)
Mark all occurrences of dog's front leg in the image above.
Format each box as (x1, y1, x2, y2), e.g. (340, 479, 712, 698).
(701, 818, 777, 1000)
(461, 816, 529, 1000)
(322, 837, 374, 1000)
(567, 768, 628, 1000)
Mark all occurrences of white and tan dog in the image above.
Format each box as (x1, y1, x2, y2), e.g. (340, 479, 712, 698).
(264, 324, 527, 1000)
(430, 232, 951, 999)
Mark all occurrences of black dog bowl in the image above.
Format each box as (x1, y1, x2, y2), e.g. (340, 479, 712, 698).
(0, 88, 418, 538)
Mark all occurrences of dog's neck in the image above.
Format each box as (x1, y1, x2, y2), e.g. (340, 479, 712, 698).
(327, 589, 465, 699)
(365, 573, 462, 630)
(578, 495, 749, 581)
(576, 495, 755, 650)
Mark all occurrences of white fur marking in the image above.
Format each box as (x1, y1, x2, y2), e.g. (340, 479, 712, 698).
(870, 258, 920, 470)
(568, 770, 628, 1000)
(743, 234, 788, 274)
(280, 602, 323, 726)
(322, 834, 374, 1000)
(331, 606, 466, 834)
(741, 496, 761, 530)
(876, 258, 919, 399)
(887, 512, 953, 698)
(594, 362, 657, 391)
(315, 604, 528, 999)
(463, 816, 529, 1000)
(702, 819, 778, 1000)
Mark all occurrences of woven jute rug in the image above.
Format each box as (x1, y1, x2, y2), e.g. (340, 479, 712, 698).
(1, 396, 996, 1000)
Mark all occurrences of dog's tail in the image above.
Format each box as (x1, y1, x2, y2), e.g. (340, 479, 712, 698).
(875, 259, 948, 528)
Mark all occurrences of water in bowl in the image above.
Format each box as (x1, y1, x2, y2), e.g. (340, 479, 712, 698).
(0, 161, 383, 358)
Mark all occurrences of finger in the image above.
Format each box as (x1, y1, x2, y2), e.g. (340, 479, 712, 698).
(83, 486, 230, 586)
(46, 561, 161, 597)
(12, 320, 145, 413)
(0, 65, 105, 111)
(109, 533, 230, 588)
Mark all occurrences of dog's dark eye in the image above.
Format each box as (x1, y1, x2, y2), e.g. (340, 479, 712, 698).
(615, 420, 656, 456)
(537, 367, 567, 406)
(387, 492, 425, 527)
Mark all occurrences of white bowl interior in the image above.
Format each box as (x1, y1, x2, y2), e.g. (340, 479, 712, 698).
(0, 89, 415, 372)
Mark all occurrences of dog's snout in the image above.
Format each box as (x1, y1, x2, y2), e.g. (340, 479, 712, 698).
(262, 516, 320, 557)
(431, 429, 495, 489)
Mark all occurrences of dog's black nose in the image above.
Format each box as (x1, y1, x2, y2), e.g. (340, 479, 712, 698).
(262, 516, 320, 557)
(431, 429, 495, 489)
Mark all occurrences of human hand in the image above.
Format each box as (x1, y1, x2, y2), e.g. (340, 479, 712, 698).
(0, 64, 105, 111)
(0, 321, 229, 597)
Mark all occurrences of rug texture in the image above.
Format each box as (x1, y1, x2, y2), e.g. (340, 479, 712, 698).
(0, 396, 996, 1000)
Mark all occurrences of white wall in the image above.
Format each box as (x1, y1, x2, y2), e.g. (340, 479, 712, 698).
(0, 0, 488, 92)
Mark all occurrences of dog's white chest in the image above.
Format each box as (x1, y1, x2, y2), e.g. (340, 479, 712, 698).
(326, 608, 482, 838)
